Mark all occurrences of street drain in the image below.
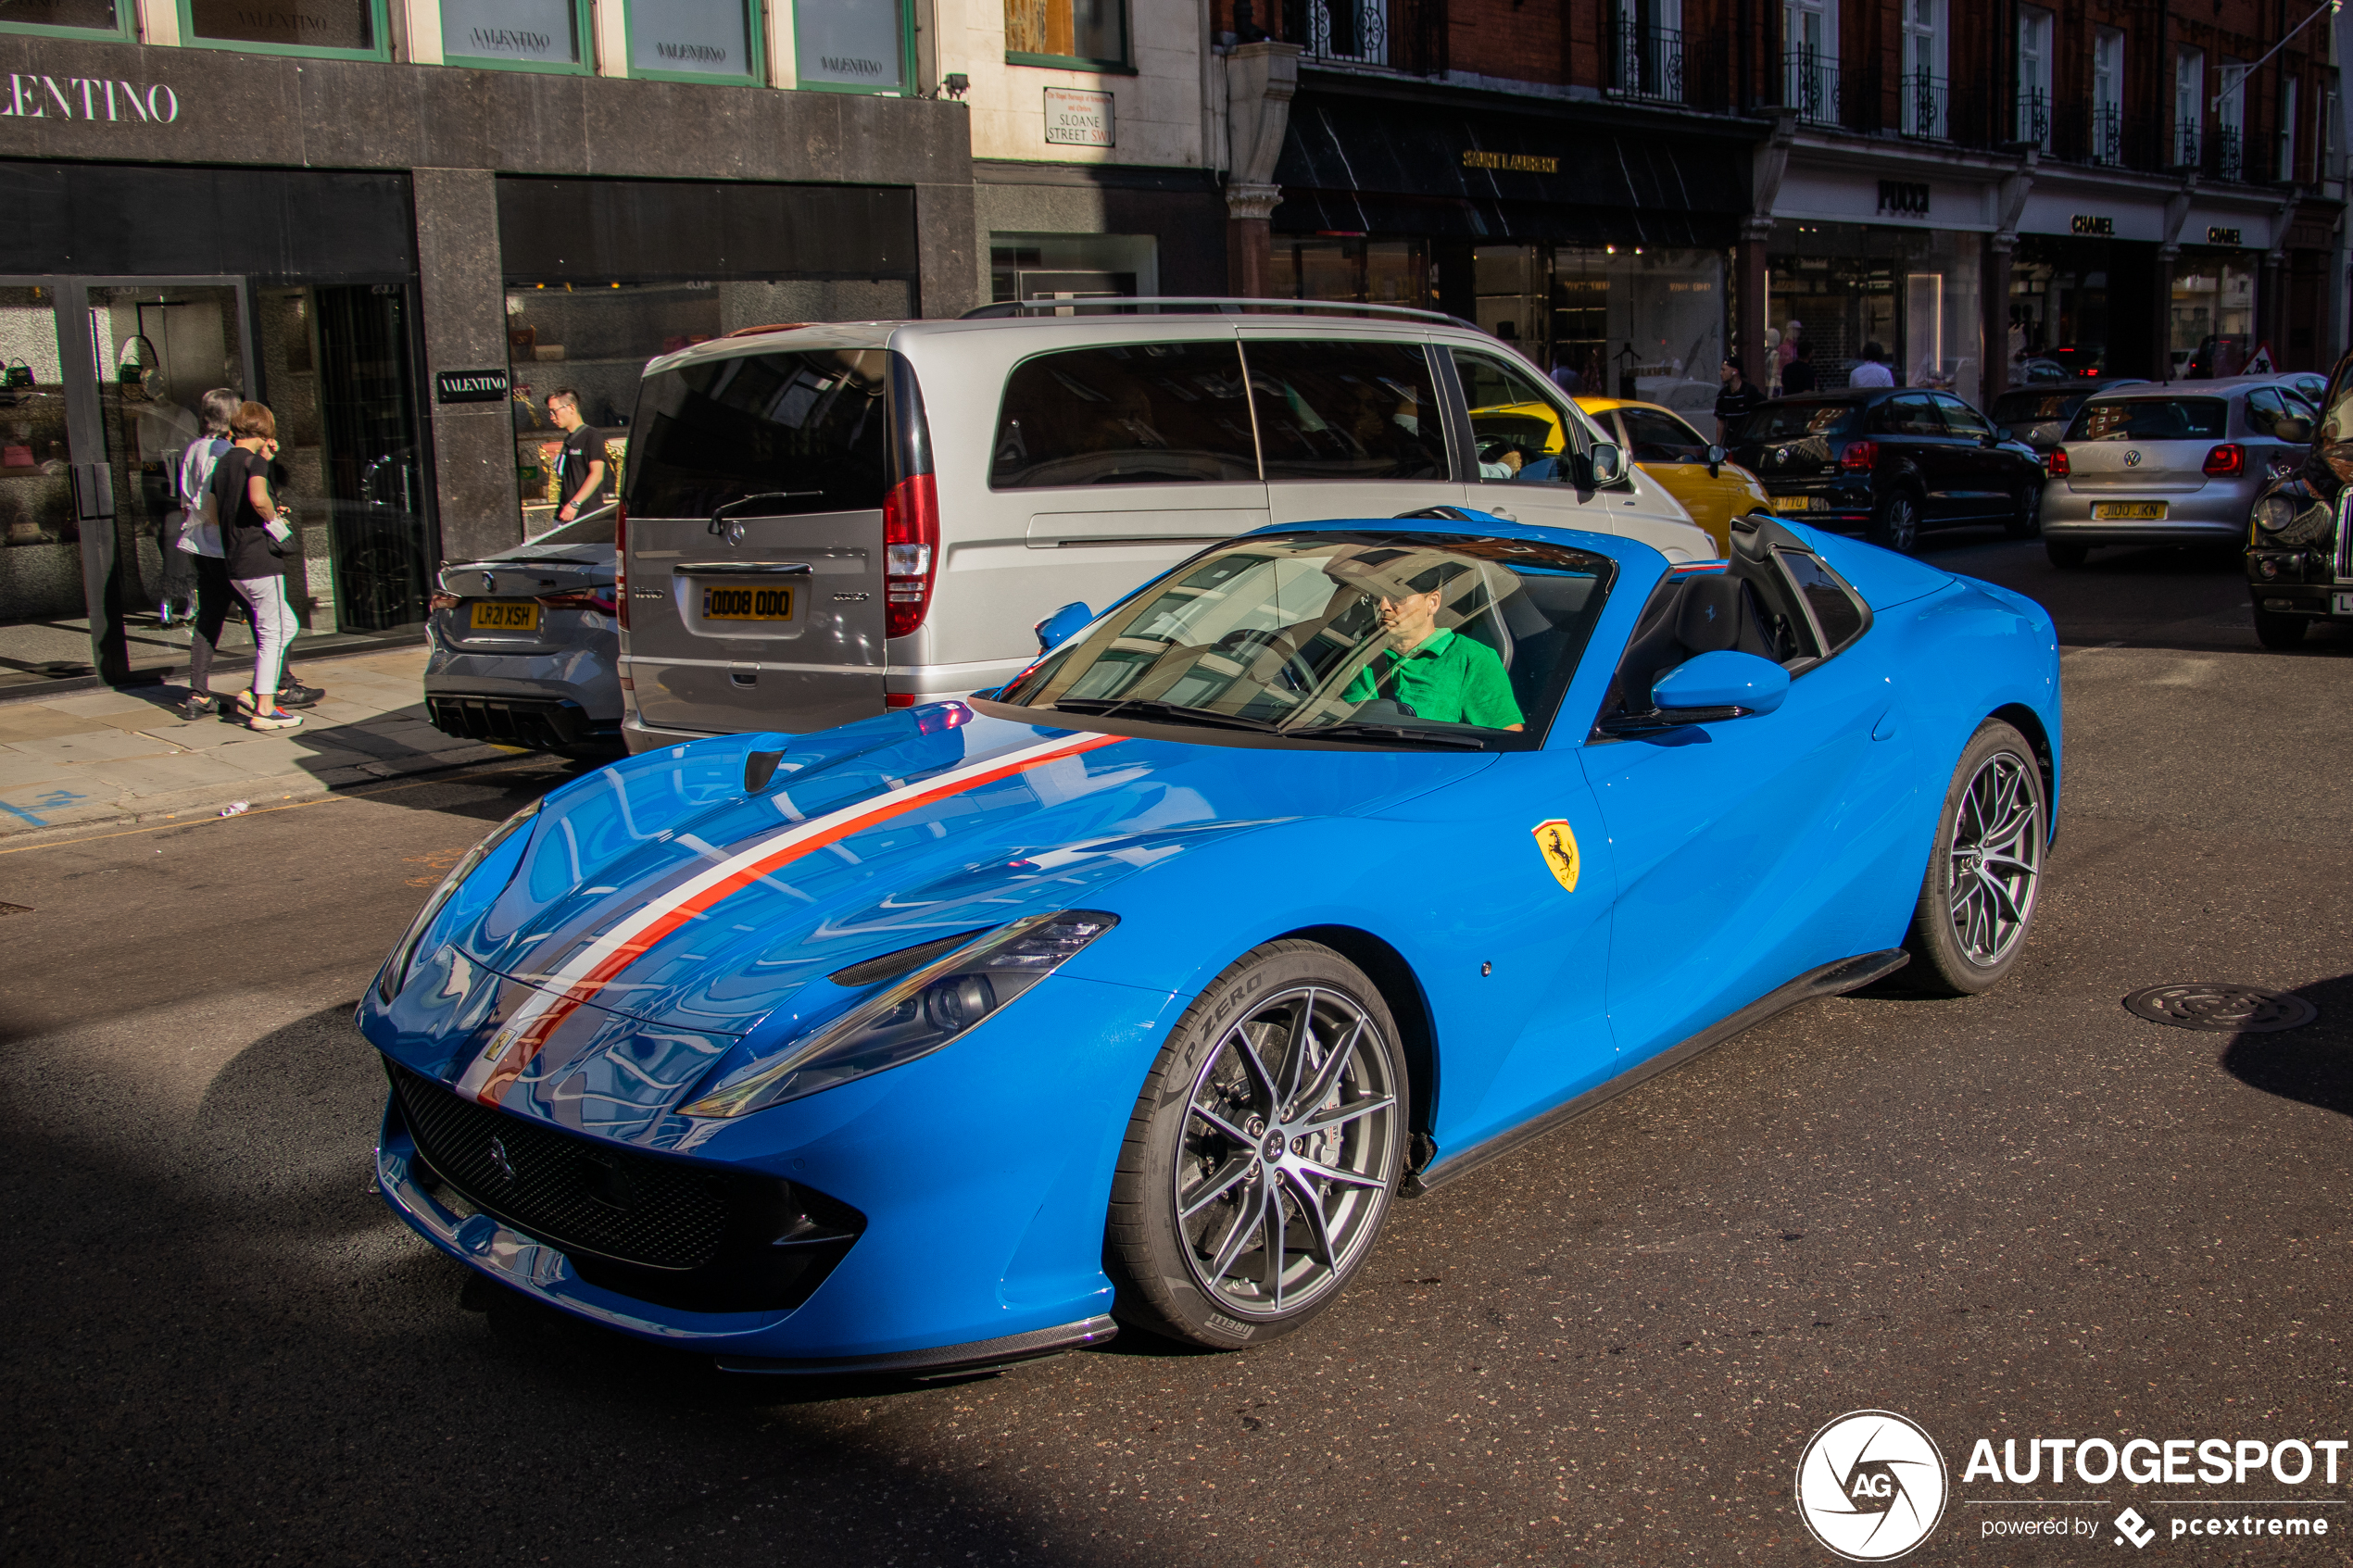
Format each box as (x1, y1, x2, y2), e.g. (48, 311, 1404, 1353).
(2123, 984, 2318, 1034)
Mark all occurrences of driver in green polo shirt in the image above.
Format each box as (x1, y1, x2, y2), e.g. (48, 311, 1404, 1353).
(1337, 558, 1524, 731)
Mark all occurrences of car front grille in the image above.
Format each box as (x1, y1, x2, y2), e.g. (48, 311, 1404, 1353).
(388, 1064, 862, 1311)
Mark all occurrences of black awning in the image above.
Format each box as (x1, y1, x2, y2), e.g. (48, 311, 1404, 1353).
(497, 178, 918, 284)
(1270, 91, 1748, 247)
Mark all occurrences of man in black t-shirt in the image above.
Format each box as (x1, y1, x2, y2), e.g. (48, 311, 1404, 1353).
(1714, 356, 1768, 443)
(547, 389, 611, 523)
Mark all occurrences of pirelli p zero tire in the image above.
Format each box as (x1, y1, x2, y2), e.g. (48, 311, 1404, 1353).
(1903, 721, 2047, 997)
(1106, 941, 1406, 1350)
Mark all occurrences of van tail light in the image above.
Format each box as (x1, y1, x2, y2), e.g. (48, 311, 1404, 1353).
(883, 473, 940, 639)
(614, 503, 629, 632)
(2045, 446, 2070, 477)
(1838, 440, 1878, 471)
(2203, 443, 2245, 478)
(537, 588, 617, 615)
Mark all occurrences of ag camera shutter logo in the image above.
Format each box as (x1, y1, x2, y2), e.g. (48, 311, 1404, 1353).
(1796, 1411, 1949, 1561)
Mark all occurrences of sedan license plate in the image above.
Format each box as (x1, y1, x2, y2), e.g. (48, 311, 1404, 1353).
(2334, 591, 2353, 616)
(469, 601, 539, 632)
(702, 584, 795, 622)
(2091, 502, 2168, 521)
(1769, 495, 1819, 513)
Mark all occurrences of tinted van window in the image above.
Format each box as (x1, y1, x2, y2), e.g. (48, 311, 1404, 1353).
(624, 349, 891, 519)
(1245, 340, 1450, 480)
(2067, 398, 2228, 441)
(991, 341, 1257, 488)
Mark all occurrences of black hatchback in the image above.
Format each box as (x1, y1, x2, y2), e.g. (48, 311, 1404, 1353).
(1726, 390, 2050, 553)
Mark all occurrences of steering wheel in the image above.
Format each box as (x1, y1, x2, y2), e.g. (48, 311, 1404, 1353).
(1213, 628, 1323, 696)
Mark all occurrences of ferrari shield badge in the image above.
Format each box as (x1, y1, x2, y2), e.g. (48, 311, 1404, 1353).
(1531, 819, 1580, 892)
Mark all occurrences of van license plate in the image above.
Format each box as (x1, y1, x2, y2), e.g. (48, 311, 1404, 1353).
(2092, 502, 2168, 521)
(1769, 495, 1818, 513)
(703, 585, 796, 621)
(470, 601, 539, 632)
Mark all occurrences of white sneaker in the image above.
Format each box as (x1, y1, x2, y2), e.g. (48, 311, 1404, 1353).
(246, 707, 303, 731)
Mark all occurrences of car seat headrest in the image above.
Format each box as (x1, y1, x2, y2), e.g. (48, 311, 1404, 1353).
(1673, 574, 1743, 654)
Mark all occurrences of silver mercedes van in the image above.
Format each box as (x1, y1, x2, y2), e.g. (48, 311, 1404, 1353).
(615, 301, 1714, 750)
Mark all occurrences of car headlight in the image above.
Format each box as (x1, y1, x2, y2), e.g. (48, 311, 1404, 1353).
(2252, 495, 2301, 534)
(2252, 492, 2336, 547)
(678, 909, 1120, 1119)
(376, 799, 541, 1002)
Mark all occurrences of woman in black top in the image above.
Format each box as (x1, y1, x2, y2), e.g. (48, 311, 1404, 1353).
(217, 403, 306, 731)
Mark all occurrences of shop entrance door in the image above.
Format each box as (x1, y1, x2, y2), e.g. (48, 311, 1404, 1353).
(0, 277, 258, 691)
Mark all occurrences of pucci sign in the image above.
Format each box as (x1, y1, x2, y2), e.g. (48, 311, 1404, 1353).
(2, 73, 182, 123)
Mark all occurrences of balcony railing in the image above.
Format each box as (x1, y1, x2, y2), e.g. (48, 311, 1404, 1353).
(1782, 51, 1843, 128)
(1897, 71, 1946, 140)
(2209, 123, 2244, 182)
(2015, 88, 2051, 150)
(2174, 121, 2203, 169)
(2087, 102, 2123, 167)
(1277, 0, 1446, 75)
(1611, 19, 1683, 104)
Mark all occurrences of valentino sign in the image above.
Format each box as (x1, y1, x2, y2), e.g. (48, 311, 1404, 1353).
(2, 73, 182, 122)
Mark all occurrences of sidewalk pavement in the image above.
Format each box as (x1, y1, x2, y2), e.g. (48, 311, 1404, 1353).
(0, 646, 526, 842)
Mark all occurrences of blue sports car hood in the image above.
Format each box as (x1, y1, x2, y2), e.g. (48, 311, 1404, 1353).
(373, 708, 1489, 1125)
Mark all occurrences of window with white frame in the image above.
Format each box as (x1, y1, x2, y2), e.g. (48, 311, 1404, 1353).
(2175, 48, 2206, 167)
(2280, 75, 2299, 182)
(2218, 58, 2247, 178)
(1613, 0, 1686, 103)
(2015, 6, 2053, 149)
(1899, 0, 1945, 138)
(1784, 0, 1837, 123)
(2092, 29, 2124, 165)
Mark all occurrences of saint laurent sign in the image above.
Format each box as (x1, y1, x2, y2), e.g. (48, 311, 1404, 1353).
(1462, 149, 1558, 174)
(1, 74, 182, 122)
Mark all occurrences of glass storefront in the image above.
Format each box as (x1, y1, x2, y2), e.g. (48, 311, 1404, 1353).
(501, 276, 913, 536)
(1766, 222, 1982, 408)
(2008, 233, 2112, 379)
(989, 233, 1159, 303)
(2170, 247, 2256, 378)
(1280, 239, 1432, 309)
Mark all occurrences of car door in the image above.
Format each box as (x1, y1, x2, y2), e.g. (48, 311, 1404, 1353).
(1579, 538, 1906, 1067)
(1448, 345, 1654, 535)
(2245, 387, 2312, 483)
(622, 346, 893, 737)
(1239, 333, 1456, 525)
(1617, 402, 1753, 546)
(1931, 393, 2013, 518)
(1876, 393, 1959, 517)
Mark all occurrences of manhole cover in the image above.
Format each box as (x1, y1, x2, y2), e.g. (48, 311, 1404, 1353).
(2123, 984, 2318, 1034)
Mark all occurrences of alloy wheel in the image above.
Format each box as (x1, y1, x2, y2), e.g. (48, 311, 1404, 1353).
(1172, 985, 1400, 1318)
(1945, 750, 2042, 965)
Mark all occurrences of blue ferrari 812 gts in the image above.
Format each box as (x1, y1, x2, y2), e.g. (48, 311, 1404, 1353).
(359, 510, 2058, 1372)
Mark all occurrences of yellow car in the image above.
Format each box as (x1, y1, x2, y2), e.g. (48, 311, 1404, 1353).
(1575, 396, 1770, 553)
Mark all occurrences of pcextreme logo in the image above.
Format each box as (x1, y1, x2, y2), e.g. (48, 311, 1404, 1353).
(1797, 1411, 1950, 1562)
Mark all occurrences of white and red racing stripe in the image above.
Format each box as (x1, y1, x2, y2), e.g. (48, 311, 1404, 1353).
(456, 731, 1125, 1105)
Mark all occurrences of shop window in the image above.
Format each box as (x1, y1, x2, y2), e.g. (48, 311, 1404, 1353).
(502, 276, 911, 533)
(0, 0, 130, 39)
(627, 0, 758, 80)
(1282, 239, 1429, 309)
(1768, 224, 1980, 407)
(440, 0, 590, 70)
(796, 0, 908, 93)
(990, 233, 1157, 303)
(1551, 246, 1722, 415)
(2170, 253, 2254, 377)
(1244, 340, 1448, 482)
(182, 0, 384, 55)
(1003, 0, 1126, 70)
(988, 342, 1255, 489)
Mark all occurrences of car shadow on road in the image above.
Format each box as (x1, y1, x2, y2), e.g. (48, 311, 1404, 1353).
(2221, 974, 2353, 1118)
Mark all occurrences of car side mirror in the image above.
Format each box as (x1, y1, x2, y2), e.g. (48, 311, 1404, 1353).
(1588, 441, 1626, 486)
(1034, 600, 1092, 653)
(1705, 444, 1726, 479)
(1647, 650, 1791, 721)
(2273, 415, 2313, 444)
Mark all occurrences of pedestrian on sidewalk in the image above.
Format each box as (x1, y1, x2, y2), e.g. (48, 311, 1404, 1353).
(174, 388, 242, 720)
(1715, 356, 1768, 444)
(1848, 342, 1896, 389)
(214, 403, 308, 732)
(547, 389, 611, 525)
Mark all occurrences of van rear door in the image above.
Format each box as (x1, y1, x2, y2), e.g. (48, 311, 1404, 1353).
(621, 346, 895, 741)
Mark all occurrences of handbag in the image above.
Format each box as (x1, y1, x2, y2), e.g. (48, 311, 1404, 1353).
(117, 333, 157, 385)
(4, 359, 31, 389)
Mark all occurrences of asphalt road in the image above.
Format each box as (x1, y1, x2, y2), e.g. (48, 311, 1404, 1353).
(4, 531, 2349, 1567)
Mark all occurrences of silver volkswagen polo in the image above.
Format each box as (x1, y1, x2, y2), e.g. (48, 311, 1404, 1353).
(422, 505, 621, 758)
(2042, 380, 2315, 567)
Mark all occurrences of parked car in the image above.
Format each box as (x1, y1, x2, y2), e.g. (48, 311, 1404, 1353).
(2243, 348, 2352, 648)
(2041, 381, 2315, 568)
(1575, 395, 1770, 551)
(1988, 380, 2148, 454)
(614, 303, 1712, 752)
(1726, 389, 2048, 553)
(361, 509, 2058, 1372)
(423, 506, 621, 757)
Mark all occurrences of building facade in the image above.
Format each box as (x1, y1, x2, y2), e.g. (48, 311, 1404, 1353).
(1, 0, 972, 689)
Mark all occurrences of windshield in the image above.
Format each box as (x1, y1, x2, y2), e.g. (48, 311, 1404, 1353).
(522, 508, 616, 548)
(991, 533, 1615, 750)
(1990, 391, 2084, 426)
(2066, 398, 2228, 442)
(1738, 403, 1856, 442)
